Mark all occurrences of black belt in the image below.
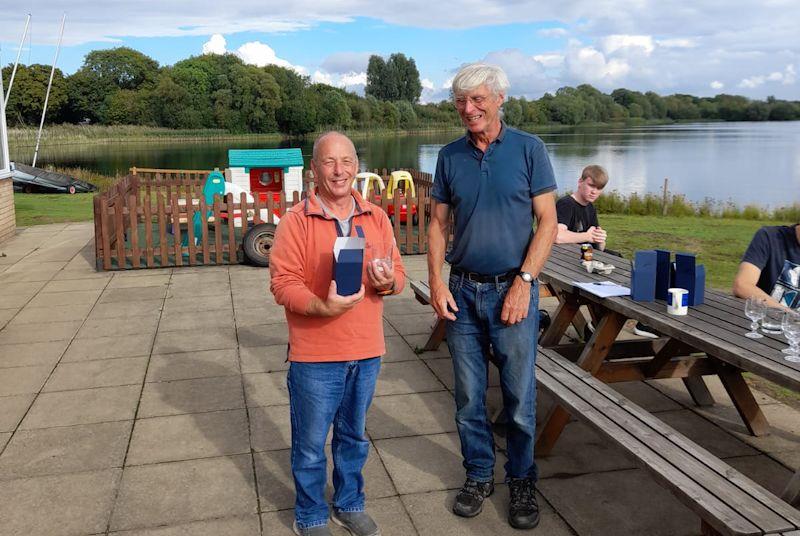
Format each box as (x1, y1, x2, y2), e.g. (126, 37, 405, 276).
(451, 267, 517, 284)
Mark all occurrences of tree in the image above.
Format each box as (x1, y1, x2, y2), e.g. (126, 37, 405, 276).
(104, 89, 153, 125)
(318, 91, 351, 127)
(365, 53, 422, 102)
(503, 98, 524, 126)
(394, 100, 417, 127)
(2, 64, 68, 125)
(382, 101, 400, 129)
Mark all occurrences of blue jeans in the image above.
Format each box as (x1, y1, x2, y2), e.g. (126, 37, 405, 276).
(287, 358, 381, 529)
(446, 273, 539, 482)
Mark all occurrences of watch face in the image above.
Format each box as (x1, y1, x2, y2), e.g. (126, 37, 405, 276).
(520, 272, 533, 282)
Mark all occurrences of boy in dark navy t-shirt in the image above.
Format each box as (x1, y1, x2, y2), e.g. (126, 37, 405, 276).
(734, 224, 800, 309)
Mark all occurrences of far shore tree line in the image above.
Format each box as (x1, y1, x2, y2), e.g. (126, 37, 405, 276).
(3, 47, 800, 135)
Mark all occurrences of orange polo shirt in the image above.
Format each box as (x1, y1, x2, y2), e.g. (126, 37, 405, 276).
(269, 189, 406, 362)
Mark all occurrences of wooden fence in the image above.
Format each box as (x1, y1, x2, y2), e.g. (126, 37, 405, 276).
(93, 167, 437, 270)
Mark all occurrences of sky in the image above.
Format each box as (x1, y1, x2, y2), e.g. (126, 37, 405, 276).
(0, 1, 798, 103)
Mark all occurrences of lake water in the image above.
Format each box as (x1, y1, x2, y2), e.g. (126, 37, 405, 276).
(11, 121, 800, 208)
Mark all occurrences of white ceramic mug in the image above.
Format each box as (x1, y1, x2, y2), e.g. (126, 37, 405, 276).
(667, 288, 689, 315)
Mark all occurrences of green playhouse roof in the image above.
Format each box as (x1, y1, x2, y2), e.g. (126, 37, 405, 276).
(228, 148, 304, 168)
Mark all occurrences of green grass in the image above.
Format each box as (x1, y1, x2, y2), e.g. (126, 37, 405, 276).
(14, 193, 95, 227)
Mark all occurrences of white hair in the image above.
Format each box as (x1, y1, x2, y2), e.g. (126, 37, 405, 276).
(451, 63, 510, 98)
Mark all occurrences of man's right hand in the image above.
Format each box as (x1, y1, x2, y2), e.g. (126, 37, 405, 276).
(320, 281, 365, 317)
(430, 278, 458, 321)
(586, 226, 607, 245)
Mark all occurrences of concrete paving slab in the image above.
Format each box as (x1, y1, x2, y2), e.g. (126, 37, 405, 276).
(253, 449, 295, 512)
(610, 381, 684, 413)
(0, 307, 17, 328)
(158, 309, 235, 332)
(20, 385, 141, 430)
(0, 394, 34, 432)
(0, 280, 48, 297)
(0, 293, 37, 309)
(374, 361, 445, 397)
(63, 333, 155, 362)
(0, 421, 131, 480)
(243, 371, 289, 407)
(234, 306, 287, 328)
(0, 468, 121, 536)
(0, 270, 57, 283)
(382, 335, 421, 363)
(403, 334, 451, 358)
(239, 345, 290, 373)
(696, 402, 800, 458)
(100, 286, 169, 304)
(0, 365, 52, 396)
(375, 432, 498, 494)
(237, 324, 289, 348)
(725, 454, 796, 498)
(383, 297, 432, 316)
(386, 312, 441, 336)
(52, 269, 113, 281)
(0, 340, 70, 368)
(106, 274, 171, 289)
(657, 409, 759, 458)
(152, 326, 238, 354)
(27, 289, 101, 308)
(40, 277, 109, 293)
(0, 320, 82, 345)
(127, 409, 250, 466)
(9, 302, 95, 325)
(538, 468, 700, 536)
(259, 509, 297, 535)
(110, 515, 261, 536)
(0, 432, 9, 451)
(401, 488, 573, 536)
(383, 319, 400, 336)
(650, 375, 779, 408)
(43, 356, 148, 392)
(168, 284, 232, 299)
(138, 376, 245, 418)
(161, 293, 233, 314)
(87, 299, 163, 320)
(109, 454, 258, 531)
(367, 392, 456, 440)
(249, 405, 292, 452)
(233, 293, 275, 310)
(146, 348, 239, 382)
(76, 315, 160, 339)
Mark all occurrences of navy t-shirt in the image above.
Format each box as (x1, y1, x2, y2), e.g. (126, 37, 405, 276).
(741, 225, 800, 293)
(556, 195, 600, 247)
(432, 124, 557, 275)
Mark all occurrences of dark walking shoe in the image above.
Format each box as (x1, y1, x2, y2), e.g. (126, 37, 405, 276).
(633, 321, 658, 339)
(453, 478, 495, 518)
(331, 510, 380, 536)
(508, 478, 540, 529)
(293, 521, 332, 536)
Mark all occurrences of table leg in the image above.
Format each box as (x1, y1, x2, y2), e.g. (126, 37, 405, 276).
(423, 318, 446, 351)
(540, 293, 581, 347)
(536, 311, 626, 456)
(781, 470, 800, 507)
(682, 377, 715, 407)
(716, 362, 770, 437)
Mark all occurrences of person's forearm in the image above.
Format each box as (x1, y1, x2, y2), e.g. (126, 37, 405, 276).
(304, 296, 331, 317)
(555, 228, 589, 244)
(733, 282, 782, 308)
(522, 217, 558, 278)
(427, 219, 448, 285)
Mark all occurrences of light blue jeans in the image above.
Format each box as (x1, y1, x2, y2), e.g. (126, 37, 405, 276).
(287, 357, 381, 529)
(446, 273, 539, 483)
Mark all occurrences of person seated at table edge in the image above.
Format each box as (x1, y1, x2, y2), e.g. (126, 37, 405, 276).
(554, 165, 657, 338)
(733, 222, 800, 309)
(555, 164, 608, 251)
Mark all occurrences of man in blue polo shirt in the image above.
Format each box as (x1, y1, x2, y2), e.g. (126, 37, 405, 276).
(427, 63, 558, 530)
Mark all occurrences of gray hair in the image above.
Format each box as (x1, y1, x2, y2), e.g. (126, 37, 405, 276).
(451, 63, 510, 98)
(312, 131, 357, 162)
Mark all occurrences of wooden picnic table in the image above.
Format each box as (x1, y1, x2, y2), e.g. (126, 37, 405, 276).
(536, 243, 800, 507)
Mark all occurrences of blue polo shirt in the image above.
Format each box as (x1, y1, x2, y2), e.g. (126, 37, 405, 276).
(432, 124, 557, 275)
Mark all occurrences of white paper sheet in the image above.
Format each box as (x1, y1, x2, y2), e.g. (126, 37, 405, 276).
(333, 236, 365, 259)
(573, 280, 631, 298)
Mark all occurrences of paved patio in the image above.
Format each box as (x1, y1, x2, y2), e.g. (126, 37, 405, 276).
(0, 222, 797, 536)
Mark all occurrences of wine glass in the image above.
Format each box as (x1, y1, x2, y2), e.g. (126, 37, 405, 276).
(744, 296, 766, 339)
(780, 310, 800, 362)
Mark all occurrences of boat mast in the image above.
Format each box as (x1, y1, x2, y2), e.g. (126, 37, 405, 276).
(4, 14, 32, 110)
(32, 13, 65, 168)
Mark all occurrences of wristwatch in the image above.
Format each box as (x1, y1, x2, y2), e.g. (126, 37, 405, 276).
(518, 271, 534, 283)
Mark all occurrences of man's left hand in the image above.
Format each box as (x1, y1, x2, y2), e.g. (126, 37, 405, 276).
(367, 260, 395, 293)
(501, 277, 531, 325)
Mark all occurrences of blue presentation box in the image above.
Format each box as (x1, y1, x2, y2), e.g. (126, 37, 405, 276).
(333, 237, 365, 296)
(631, 250, 657, 302)
(655, 249, 672, 301)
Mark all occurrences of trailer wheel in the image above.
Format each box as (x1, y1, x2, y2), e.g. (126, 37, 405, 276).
(68, 185, 77, 194)
(243, 223, 277, 267)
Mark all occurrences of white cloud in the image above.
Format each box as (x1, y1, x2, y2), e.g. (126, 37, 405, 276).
(340, 71, 367, 86)
(656, 38, 697, 49)
(565, 44, 630, 87)
(421, 78, 434, 90)
(538, 27, 568, 38)
(320, 52, 372, 74)
(599, 34, 654, 56)
(739, 64, 796, 88)
(202, 33, 226, 55)
(200, 34, 307, 74)
(533, 53, 564, 68)
(481, 49, 555, 97)
(311, 70, 334, 85)
(710, 80, 724, 90)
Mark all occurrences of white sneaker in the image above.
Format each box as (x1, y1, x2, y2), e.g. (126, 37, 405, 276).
(633, 322, 658, 339)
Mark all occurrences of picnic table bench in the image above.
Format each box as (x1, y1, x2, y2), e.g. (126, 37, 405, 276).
(537, 346, 800, 535)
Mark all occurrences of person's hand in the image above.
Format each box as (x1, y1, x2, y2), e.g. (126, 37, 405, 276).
(501, 277, 531, 325)
(367, 260, 395, 293)
(430, 278, 458, 321)
(586, 226, 607, 245)
(321, 281, 365, 317)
